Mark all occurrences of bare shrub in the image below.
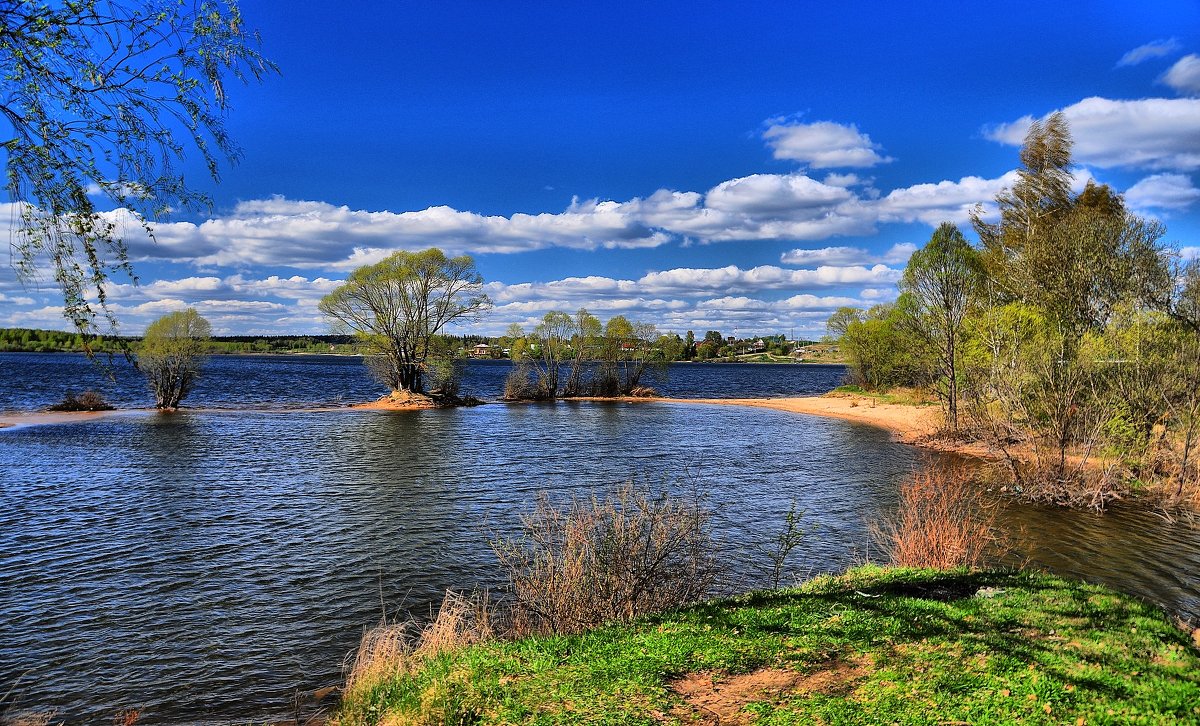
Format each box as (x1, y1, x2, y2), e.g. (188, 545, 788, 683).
(48, 390, 114, 411)
(502, 362, 541, 400)
(343, 589, 494, 700)
(626, 385, 658, 398)
(872, 464, 1009, 570)
(491, 481, 718, 635)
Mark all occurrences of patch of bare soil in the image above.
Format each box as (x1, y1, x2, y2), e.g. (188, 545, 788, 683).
(667, 657, 869, 724)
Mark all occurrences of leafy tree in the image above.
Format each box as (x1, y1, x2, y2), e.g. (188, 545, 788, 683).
(683, 330, 696, 360)
(138, 308, 211, 409)
(531, 310, 575, 398)
(2, 0, 275, 335)
(318, 249, 491, 395)
(562, 308, 601, 397)
(901, 222, 984, 430)
(836, 303, 931, 389)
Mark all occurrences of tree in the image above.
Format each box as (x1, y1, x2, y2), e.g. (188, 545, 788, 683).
(318, 249, 491, 395)
(531, 310, 575, 398)
(901, 222, 984, 430)
(2, 0, 274, 335)
(138, 308, 211, 409)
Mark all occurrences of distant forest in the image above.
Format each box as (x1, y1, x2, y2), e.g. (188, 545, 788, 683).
(0, 328, 364, 354)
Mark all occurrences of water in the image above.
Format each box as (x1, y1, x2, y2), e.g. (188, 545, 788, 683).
(1, 354, 1198, 724)
(0, 353, 847, 410)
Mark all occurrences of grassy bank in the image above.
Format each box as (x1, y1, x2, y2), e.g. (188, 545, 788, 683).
(334, 566, 1200, 725)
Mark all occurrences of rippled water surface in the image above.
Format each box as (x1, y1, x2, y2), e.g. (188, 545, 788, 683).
(2, 354, 1198, 724)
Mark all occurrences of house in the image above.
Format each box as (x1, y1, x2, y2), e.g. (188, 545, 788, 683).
(469, 343, 495, 358)
(751, 339, 767, 352)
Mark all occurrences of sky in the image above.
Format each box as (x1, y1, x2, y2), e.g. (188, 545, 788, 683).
(3, 0, 1200, 338)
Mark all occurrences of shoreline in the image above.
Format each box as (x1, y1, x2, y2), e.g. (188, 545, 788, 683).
(0, 392, 944, 443)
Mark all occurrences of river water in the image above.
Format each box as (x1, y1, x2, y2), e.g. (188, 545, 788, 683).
(1, 353, 1197, 724)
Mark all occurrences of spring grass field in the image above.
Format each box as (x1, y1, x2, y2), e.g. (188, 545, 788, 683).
(333, 566, 1200, 725)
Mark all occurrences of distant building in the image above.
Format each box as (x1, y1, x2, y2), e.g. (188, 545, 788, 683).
(469, 343, 495, 358)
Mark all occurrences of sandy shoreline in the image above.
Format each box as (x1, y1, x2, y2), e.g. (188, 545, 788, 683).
(0, 392, 950, 444)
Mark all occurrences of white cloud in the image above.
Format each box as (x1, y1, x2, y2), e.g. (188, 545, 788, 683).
(877, 171, 1019, 225)
(1182, 246, 1200, 261)
(1162, 54, 1200, 96)
(1125, 173, 1200, 210)
(0, 292, 36, 306)
(778, 242, 916, 267)
(1117, 38, 1182, 67)
(762, 119, 893, 168)
(986, 98, 1200, 171)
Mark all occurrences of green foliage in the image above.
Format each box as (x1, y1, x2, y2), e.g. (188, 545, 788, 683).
(2, 0, 275, 334)
(334, 568, 1200, 725)
(835, 302, 932, 389)
(319, 248, 490, 394)
(138, 308, 211, 409)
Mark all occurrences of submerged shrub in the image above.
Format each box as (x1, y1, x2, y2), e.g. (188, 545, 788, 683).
(872, 464, 1008, 570)
(48, 390, 114, 411)
(491, 481, 718, 635)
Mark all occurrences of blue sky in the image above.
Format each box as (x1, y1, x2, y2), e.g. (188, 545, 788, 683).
(3, 1, 1200, 337)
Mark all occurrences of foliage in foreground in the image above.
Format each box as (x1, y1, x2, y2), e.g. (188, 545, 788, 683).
(333, 566, 1200, 725)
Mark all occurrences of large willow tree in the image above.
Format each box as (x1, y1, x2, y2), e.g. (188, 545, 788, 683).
(319, 249, 491, 395)
(2, 0, 274, 335)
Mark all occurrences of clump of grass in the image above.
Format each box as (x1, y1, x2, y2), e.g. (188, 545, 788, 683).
(491, 481, 719, 636)
(343, 589, 494, 703)
(47, 390, 114, 412)
(872, 464, 1008, 569)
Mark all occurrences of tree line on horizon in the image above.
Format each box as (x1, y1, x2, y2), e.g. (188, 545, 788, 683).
(830, 112, 1199, 510)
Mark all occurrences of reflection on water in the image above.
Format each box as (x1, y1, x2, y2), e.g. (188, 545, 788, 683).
(1, 355, 1199, 724)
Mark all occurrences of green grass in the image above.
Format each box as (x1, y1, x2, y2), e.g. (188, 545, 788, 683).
(333, 566, 1200, 725)
(831, 385, 937, 406)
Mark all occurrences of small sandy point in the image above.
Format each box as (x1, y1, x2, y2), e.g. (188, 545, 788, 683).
(350, 390, 441, 410)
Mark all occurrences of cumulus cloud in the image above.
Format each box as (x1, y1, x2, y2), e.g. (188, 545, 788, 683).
(779, 242, 917, 267)
(762, 119, 893, 168)
(877, 171, 1019, 225)
(1124, 173, 1200, 210)
(1117, 38, 1182, 67)
(1162, 54, 1200, 96)
(986, 98, 1200, 171)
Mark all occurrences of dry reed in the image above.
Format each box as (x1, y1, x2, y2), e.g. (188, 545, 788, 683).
(872, 464, 1008, 570)
(343, 589, 494, 699)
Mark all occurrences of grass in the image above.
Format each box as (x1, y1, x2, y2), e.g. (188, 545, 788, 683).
(333, 566, 1200, 725)
(830, 385, 937, 407)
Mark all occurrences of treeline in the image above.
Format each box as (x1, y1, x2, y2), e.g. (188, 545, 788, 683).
(831, 113, 1199, 510)
(0, 329, 364, 354)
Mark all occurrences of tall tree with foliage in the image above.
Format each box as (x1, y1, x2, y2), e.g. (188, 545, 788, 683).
(901, 222, 984, 430)
(319, 249, 491, 395)
(138, 308, 211, 409)
(2, 0, 274, 335)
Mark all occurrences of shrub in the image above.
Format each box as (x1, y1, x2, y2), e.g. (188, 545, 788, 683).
(48, 390, 114, 411)
(872, 464, 1008, 570)
(491, 481, 718, 635)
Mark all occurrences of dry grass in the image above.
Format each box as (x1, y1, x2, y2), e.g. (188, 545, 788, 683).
(491, 481, 718, 635)
(872, 464, 1009, 570)
(342, 590, 494, 701)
